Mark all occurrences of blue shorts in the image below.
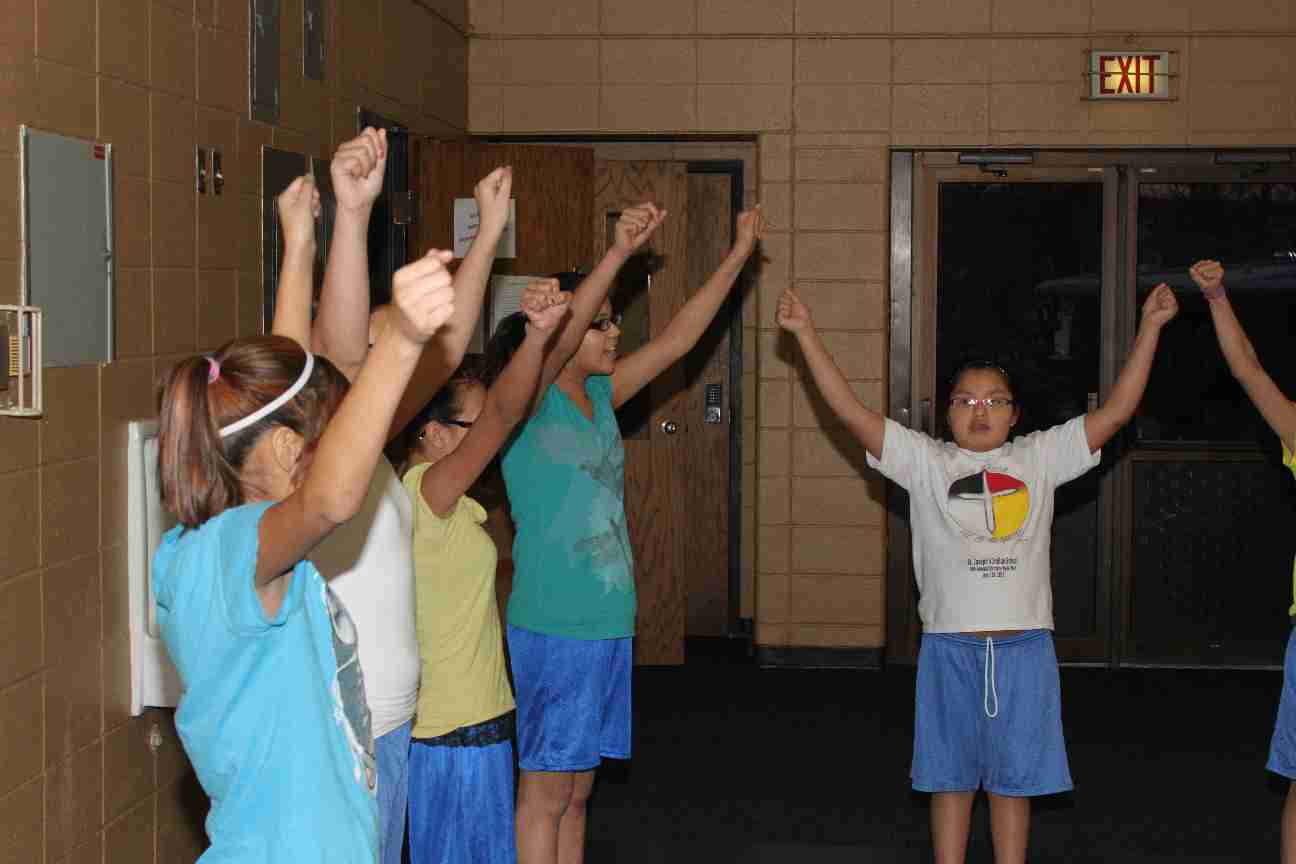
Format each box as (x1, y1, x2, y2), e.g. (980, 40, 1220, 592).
(912, 629, 1072, 797)
(506, 625, 632, 772)
(1268, 626, 1296, 779)
(408, 713, 516, 864)
(375, 719, 412, 864)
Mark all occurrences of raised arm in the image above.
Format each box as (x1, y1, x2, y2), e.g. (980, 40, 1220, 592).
(777, 287, 886, 460)
(1192, 259, 1296, 449)
(312, 128, 387, 380)
(1084, 282, 1178, 453)
(269, 175, 320, 348)
(256, 250, 456, 611)
(535, 204, 665, 396)
(433, 166, 512, 366)
(611, 207, 764, 409)
(386, 167, 516, 440)
(418, 285, 569, 516)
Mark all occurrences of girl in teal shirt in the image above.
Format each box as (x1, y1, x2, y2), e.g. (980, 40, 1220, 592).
(485, 204, 765, 864)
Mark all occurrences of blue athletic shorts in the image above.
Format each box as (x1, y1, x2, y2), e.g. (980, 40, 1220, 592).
(408, 713, 516, 864)
(1268, 626, 1296, 779)
(506, 625, 632, 772)
(912, 629, 1072, 797)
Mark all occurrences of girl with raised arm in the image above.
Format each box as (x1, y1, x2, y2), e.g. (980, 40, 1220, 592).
(778, 282, 1178, 864)
(484, 205, 764, 864)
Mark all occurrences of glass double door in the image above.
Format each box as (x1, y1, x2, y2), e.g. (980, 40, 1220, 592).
(891, 151, 1296, 667)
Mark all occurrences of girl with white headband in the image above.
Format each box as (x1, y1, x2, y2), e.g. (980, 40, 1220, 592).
(151, 230, 456, 862)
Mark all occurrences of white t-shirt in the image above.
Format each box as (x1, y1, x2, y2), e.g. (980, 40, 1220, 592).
(867, 415, 1100, 633)
(310, 459, 419, 738)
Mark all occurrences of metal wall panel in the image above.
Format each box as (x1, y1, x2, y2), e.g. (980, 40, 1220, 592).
(20, 127, 114, 367)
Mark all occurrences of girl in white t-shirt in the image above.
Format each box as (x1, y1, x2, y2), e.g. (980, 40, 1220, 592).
(777, 283, 1178, 864)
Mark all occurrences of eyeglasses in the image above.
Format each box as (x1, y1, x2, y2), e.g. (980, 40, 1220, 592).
(416, 419, 474, 440)
(948, 397, 1015, 410)
(589, 314, 623, 332)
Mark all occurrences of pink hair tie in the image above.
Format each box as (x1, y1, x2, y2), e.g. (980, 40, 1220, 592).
(207, 357, 221, 383)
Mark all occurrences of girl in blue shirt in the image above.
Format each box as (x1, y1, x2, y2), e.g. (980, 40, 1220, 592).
(152, 228, 457, 863)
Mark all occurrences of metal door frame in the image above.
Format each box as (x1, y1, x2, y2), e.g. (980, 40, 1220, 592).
(889, 150, 1121, 666)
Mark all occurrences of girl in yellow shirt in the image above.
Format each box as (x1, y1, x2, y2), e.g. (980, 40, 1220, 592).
(393, 282, 568, 864)
(1193, 259, 1296, 862)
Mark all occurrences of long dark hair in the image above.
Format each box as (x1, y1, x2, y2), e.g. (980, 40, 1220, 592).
(386, 357, 485, 475)
(156, 336, 348, 528)
(479, 270, 584, 386)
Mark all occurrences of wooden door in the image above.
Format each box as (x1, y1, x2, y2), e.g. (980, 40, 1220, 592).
(413, 140, 593, 278)
(682, 172, 734, 637)
(592, 161, 691, 665)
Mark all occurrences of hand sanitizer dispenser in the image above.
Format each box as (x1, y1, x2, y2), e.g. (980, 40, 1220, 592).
(127, 419, 182, 714)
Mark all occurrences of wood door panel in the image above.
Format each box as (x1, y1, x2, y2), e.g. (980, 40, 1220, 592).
(593, 161, 690, 665)
(416, 141, 594, 277)
(682, 173, 733, 637)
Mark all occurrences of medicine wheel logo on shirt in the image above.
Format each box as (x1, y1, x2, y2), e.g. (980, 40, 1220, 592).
(947, 470, 1030, 540)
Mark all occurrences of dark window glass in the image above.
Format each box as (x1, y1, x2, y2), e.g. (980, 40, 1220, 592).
(1135, 182, 1296, 446)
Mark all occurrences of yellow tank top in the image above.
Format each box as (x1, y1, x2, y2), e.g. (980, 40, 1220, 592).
(403, 465, 514, 738)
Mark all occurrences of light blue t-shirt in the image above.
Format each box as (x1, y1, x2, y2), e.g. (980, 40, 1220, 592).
(153, 501, 378, 863)
(502, 376, 636, 640)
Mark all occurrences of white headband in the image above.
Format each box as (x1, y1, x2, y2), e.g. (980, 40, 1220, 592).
(218, 352, 316, 438)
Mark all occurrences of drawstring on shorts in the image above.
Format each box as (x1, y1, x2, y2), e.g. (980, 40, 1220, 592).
(983, 636, 999, 719)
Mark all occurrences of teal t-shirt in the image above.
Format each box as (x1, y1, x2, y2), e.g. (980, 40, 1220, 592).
(502, 376, 636, 639)
(153, 502, 378, 863)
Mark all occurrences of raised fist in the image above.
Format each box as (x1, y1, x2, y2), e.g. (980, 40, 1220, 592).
(734, 206, 765, 257)
(331, 127, 386, 214)
(1141, 283, 1179, 329)
(1189, 259, 1225, 302)
(776, 287, 812, 333)
(390, 249, 456, 344)
(613, 203, 666, 256)
(474, 166, 513, 235)
(276, 174, 320, 251)
(520, 278, 569, 332)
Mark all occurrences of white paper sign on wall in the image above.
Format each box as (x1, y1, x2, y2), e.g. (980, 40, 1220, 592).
(453, 198, 517, 259)
(488, 275, 536, 336)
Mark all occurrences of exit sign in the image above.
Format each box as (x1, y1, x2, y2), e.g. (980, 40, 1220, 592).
(1089, 51, 1171, 100)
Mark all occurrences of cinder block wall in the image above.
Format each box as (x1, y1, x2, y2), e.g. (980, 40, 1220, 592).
(0, 1, 467, 860)
(465, 0, 1296, 651)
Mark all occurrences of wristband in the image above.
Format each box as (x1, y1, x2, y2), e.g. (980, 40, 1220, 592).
(1201, 281, 1226, 302)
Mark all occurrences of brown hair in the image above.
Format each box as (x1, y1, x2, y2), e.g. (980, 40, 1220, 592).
(156, 335, 349, 528)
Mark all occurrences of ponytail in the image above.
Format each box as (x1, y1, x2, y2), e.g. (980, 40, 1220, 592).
(157, 336, 348, 528)
(156, 356, 244, 529)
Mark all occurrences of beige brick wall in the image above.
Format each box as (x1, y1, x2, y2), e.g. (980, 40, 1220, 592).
(0, 0, 467, 860)
(466, 0, 1296, 651)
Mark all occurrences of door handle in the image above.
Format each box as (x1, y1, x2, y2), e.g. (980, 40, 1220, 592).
(660, 420, 681, 435)
(920, 398, 933, 436)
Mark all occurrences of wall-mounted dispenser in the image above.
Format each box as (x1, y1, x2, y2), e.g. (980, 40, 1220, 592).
(127, 419, 182, 715)
(0, 304, 42, 417)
